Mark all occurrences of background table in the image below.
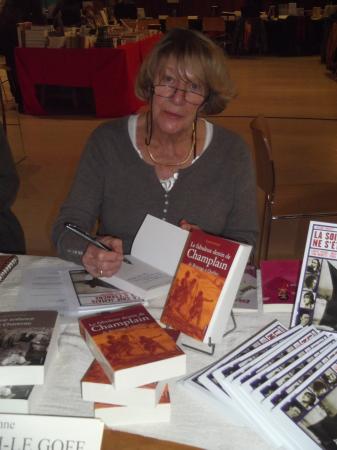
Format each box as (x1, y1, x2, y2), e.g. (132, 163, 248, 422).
(0, 255, 290, 450)
(15, 35, 160, 118)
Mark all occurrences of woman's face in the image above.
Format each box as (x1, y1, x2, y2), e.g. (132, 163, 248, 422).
(151, 56, 206, 137)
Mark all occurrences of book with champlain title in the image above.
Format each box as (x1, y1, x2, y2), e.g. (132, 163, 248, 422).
(160, 229, 252, 343)
(79, 304, 186, 389)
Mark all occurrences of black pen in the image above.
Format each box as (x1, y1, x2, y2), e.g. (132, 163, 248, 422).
(64, 223, 132, 264)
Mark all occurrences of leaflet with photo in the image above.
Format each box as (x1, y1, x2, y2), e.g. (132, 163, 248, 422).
(291, 221, 337, 332)
(254, 334, 336, 403)
(214, 327, 321, 418)
(197, 320, 288, 401)
(273, 354, 337, 450)
(236, 326, 321, 386)
(267, 340, 337, 410)
(62, 269, 145, 315)
(212, 325, 303, 389)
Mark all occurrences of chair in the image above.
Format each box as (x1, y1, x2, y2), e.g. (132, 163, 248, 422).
(250, 116, 337, 265)
(165, 16, 189, 31)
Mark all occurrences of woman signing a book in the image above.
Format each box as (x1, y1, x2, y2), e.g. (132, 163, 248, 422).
(52, 28, 258, 278)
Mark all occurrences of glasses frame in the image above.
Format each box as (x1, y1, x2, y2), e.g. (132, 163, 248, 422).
(153, 84, 206, 106)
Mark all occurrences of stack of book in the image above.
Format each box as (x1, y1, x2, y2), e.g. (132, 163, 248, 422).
(0, 310, 60, 413)
(79, 304, 186, 426)
(182, 320, 337, 449)
(24, 26, 50, 48)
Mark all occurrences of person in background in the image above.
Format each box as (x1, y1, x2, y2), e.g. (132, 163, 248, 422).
(52, 28, 258, 278)
(52, 0, 82, 27)
(114, 0, 136, 21)
(0, 126, 26, 254)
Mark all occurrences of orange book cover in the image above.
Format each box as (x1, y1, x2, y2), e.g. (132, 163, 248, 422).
(161, 229, 251, 343)
(79, 305, 186, 389)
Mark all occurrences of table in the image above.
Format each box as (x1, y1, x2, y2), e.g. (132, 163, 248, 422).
(0, 255, 289, 450)
(15, 35, 161, 118)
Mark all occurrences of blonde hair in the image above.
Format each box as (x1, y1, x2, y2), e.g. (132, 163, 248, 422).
(135, 28, 235, 115)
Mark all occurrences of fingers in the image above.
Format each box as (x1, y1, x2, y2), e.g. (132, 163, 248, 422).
(179, 219, 200, 232)
(82, 236, 124, 278)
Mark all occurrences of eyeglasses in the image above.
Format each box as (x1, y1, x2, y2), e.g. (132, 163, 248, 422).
(153, 84, 206, 106)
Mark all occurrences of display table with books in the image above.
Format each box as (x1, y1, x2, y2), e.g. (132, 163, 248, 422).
(14, 34, 161, 118)
(0, 254, 291, 450)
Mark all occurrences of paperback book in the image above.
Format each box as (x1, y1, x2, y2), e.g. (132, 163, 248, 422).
(0, 310, 60, 385)
(79, 304, 186, 389)
(161, 229, 252, 343)
(291, 221, 337, 331)
(81, 359, 165, 407)
(94, 384, 171, 426)
(260, 259, 302, 312)
(101, 214, 188, 300)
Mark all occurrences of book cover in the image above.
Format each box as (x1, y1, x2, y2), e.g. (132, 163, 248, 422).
(101, 214, 188, 300)
(161, 229, 252, 343)
(233, 264, 259, 313)
(79, 304, 186, 389)
(64, 269, 145, 315)
(94, 385, 171, 426)
(291, 221, 337, 331)
(273, 354, 337, 450)
(260, 259, 302, 312)
(81, 359, 165, 406)
(263, 337, 337, 408)
(0, 310, 60, 385)
(0, 255, 19, 282)
(0, 384, 42, 413)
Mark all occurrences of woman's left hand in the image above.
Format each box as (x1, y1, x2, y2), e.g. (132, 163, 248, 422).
(179, 219, 200, 232)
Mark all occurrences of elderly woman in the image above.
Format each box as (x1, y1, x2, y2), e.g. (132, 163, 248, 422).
(52, 28, 258, 278)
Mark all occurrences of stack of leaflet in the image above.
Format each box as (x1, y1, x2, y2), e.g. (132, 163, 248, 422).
(181, 321, 337, 449)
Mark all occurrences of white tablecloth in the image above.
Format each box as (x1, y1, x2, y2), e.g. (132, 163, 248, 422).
(0, 255, 290, 450)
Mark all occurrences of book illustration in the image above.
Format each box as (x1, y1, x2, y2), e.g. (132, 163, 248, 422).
(96, 322, 178, 371)
(0, 255, 19, 282)
(69, 269, 142, 307)
(0, 385, 33, 400)
(291, 222, 337, 331)
(161, 229, 251, 343)
(162, 263, 222, 341)
(260, 259, 301, 311)
(0, 311, 57, 367)
(79, 305, 185, 387)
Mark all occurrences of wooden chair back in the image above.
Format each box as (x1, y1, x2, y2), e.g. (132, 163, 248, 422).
(250, 115, 275, 201)
(165, 16, 189, 31)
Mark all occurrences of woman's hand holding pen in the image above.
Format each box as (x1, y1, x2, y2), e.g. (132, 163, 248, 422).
(82, 236, 123, 278)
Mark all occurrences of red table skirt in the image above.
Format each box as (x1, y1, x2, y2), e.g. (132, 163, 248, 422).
(15, 34, 161, 118)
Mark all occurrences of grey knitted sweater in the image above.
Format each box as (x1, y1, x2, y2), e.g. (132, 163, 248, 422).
(52, 116, 259, 264)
